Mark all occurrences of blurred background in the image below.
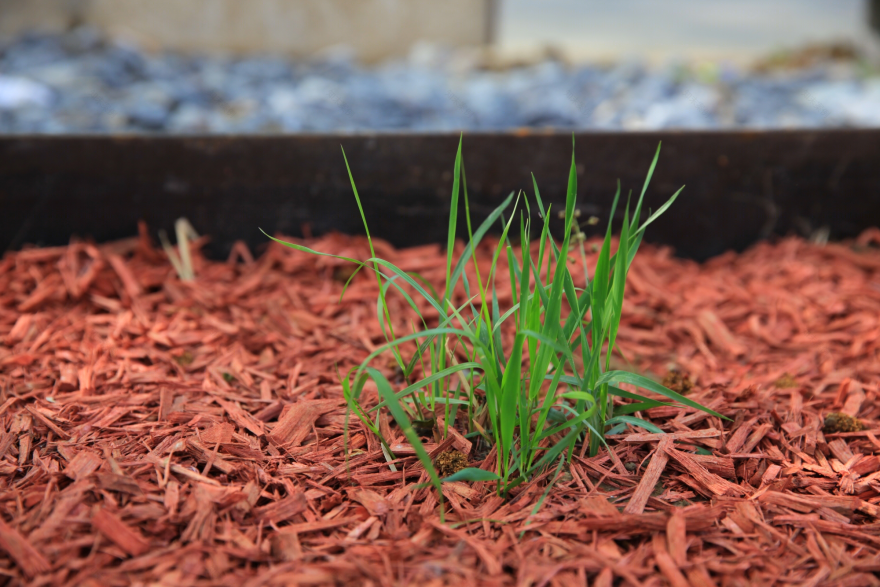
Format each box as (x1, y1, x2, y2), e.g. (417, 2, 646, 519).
(1, 0, 879, 133)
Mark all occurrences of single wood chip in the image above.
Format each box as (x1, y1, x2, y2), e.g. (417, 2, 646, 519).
(429, 518, 502, 576)
(653, 533, 690, 587)
(625, 437, 672, 515)
(665, 447, 746, 497)
(24, 404, 70, 439)
(91, 507, 150, 557)
(63, 450, 103, 480)
(697, 309, 748, 357)
(215, 398, 266, 437)
(0, 518, 51, 577)
(253, 492, 308, 524)
(268, 399, 341, 446)
(623, 429, 721, 443)
(666, 509, 687, 566)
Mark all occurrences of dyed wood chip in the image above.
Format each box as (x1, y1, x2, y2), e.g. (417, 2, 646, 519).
(0, 229, 879, 584)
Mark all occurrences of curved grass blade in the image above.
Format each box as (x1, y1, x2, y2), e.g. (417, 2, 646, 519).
(598, 371, 727, 419)
(370, 362, 481, 411)
(604, 415, 663, 434)
(366, 368, 445, 515)
(442, 468, 500, 483)
(611, 400, 669, 416)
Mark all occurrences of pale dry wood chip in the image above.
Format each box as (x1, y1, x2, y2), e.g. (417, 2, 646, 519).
(828, 439, 855, 463)
(724, 417, 759, 453)
(841, 379, 866, 416)
(186, 438, 237, 474)
(689, 453, 736, 478)
(277, 517, 359, 535)
(757, 491, 863, 515)
(741, 423, 773, 454)
(96, 473, 143, 495)
(852, 455, 880, 476)
(761, 464, 782, 485)
(581, 496, 622, 518)
(436, 416, 473, 455)
(57, 364, 79, 391)
(388, 442, 439, 456)
(344, 516, 378, 542)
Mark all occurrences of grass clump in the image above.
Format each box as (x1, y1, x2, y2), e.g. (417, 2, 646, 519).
(263, 136, 723, 507)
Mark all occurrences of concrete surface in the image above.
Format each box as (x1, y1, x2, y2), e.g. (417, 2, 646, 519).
(0, 0, 875, 63)
(498, 0, 874, 63)
(0, 0, 492, 60)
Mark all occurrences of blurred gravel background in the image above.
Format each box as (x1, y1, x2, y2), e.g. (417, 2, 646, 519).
(1, 28, 879, 133)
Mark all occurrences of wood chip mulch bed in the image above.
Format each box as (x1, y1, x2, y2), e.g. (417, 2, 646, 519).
(2, 225, 880, 586)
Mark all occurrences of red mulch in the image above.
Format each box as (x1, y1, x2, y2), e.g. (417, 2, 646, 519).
(2, 225, 880, 586)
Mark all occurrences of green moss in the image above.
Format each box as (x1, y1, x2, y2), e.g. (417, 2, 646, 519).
(823, 412, 864, 433)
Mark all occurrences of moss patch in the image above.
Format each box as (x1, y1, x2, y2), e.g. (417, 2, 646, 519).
(435, 449, 468, 477)
(662, 370, 693, 394)
(823, 412, 864, 433)
(774, 373, 799, 389)
(174, 350, 194, 366)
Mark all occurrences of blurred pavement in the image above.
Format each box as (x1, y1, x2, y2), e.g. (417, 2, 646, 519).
(498, 0, 872, 63)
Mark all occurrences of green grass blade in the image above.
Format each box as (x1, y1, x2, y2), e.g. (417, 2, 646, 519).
(611, 400, 669, 416)
(370, 362, 482, 411)
(634, 186, 684, 238)
(598, 371, 727, 419)
(444, 135, 463, 301)
(588, 181, 620, 382)
(261, 230, 361, 265)
(499, 336, 523, 480)
(537, 401, 599, 441)
(604, 415, 663, 434)
(443, 468, 500, 482)
(607, 200, 631, 372)
(630, 142, 662, 232)
(450, 192, 516, 291)
(367, 368, 444, 512)
(267, 133, 689, 498)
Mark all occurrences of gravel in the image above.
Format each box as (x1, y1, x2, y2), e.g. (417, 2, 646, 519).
(1, 29, 878, 134)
